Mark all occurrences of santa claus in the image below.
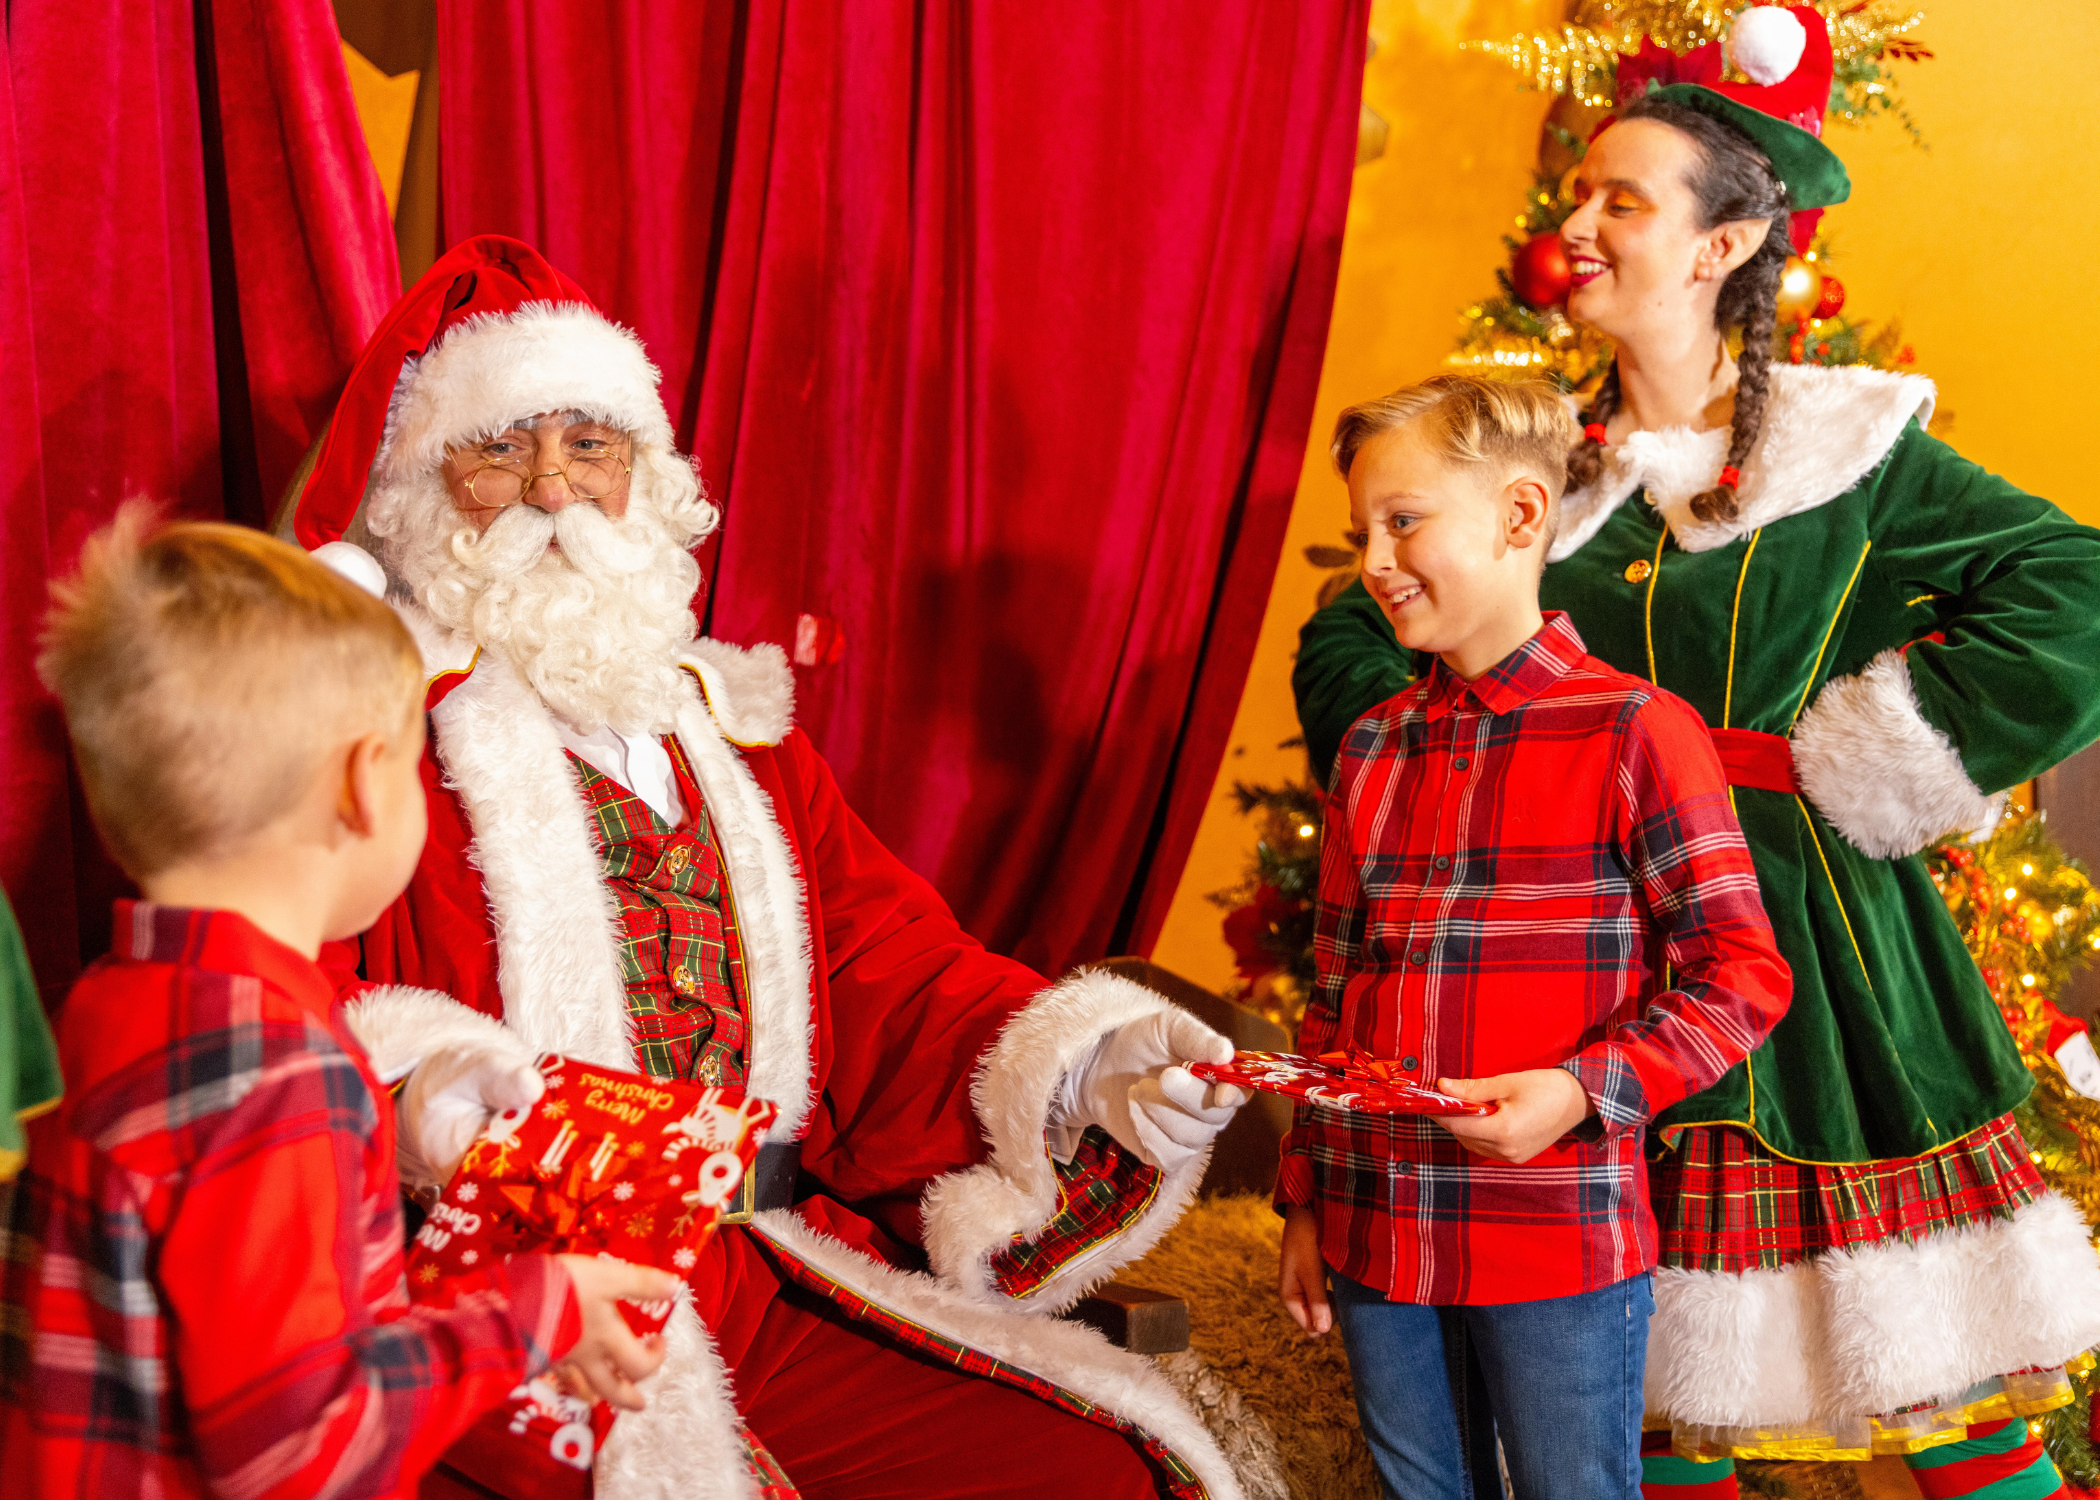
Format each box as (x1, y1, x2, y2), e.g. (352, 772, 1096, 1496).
(291, 237, 1250, 1500)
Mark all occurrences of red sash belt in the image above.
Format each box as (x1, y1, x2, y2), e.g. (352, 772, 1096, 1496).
(1706, 726, 1800, 794)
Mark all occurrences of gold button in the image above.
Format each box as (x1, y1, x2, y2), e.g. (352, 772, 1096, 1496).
(664, 845, 690, 874)
(1624, 558, 1653, 584)
(671, 967, 699, 996)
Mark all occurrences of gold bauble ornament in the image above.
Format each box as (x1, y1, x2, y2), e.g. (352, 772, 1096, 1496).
(1559, 162, 1583, 204)
(1775, 255, 1823, 322)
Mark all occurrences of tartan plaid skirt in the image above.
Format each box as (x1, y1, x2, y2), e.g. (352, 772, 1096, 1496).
(1651, 1113, 2046, 1274)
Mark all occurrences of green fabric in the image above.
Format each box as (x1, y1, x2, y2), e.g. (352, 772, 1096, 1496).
(1648, 82, 1851, 210)
(1904, 1416, 2028, 1468)
(1291, 577, 1420, 787)
(1641, 1451, 1736, 1486)
(1291, 422, 2100, 1163)
(1, 891, 61, 1179)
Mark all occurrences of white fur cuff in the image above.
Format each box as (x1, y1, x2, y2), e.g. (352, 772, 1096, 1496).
(1647, 1193, 2100, 1426)
(340, 985, 534, 1086)
(1791, 648, 2003, 859)
(920, 969, 1211, 1314)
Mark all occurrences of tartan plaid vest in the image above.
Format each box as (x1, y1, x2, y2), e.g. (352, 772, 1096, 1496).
(567, 740, 750, 1087)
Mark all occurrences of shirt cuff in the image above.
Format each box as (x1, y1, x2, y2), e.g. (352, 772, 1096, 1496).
(1560, 1048, 1650, 1143)
(1272, 1135, 1314, 1214)
(496, 1253, 584, 1378)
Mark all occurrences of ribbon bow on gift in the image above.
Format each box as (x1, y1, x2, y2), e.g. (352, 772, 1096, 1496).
(1313, 1045, 1410, 1084)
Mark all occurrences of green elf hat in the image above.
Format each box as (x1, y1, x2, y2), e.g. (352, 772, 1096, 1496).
(1614, 5, 1851, 245)
(1646, 82, 1851, 211)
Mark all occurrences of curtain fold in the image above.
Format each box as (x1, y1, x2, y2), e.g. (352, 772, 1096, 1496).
(440, 0, 1366, 975)
(1, 0, 396, 992)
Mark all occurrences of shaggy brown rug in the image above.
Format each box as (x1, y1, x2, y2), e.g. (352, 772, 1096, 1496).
(1126, 1193, 1380, 1500)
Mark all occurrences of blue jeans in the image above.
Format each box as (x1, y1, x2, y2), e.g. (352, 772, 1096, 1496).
(1329, 1268, 1652, 1500)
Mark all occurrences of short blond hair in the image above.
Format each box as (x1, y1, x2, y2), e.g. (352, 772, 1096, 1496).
(38, 507, 424, 876)
(1331, 375, 1579, 497)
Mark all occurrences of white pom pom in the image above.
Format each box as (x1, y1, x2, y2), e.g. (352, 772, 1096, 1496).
(311, 540, 388, 599)
(1727, 6, 1807, 86)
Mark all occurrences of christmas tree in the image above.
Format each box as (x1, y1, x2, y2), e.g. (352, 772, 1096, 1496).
(1930, 811, 2100, 1489)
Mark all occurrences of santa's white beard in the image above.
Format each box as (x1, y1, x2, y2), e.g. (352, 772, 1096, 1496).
(376, 478, 703, 736)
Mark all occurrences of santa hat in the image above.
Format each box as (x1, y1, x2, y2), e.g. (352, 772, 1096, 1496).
(291, 235, 675, 592)
(1614, 5, 1850, 251)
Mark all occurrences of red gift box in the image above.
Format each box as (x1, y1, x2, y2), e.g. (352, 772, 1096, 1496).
(408, 1055, 776, 1482)
(1190, 1047, 1496, 1116)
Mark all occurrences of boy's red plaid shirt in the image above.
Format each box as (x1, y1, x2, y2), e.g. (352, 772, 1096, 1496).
(1276, 613, 1791, 1305)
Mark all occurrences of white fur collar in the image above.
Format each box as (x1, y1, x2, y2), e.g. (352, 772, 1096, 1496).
(1551, 363, 1937, 560)
(683, 638, 795, 747)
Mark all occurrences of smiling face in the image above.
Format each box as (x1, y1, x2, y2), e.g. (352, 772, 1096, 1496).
(1346, 420, 1554, 678)
(1559, 118, 1750, 349)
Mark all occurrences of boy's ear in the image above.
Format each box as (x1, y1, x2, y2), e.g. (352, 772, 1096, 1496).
(337, 732, 389, 840)
(1505, 474, 1554, 552)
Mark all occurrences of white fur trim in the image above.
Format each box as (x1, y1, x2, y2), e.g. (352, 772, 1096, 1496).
(1728, 5, 1807, 85)
(684, 639, 795, 748)
(392, 603, 478, 682)
(312, 540, 387, 599)
(339, 985, 527, 1086)
(1791, 648, 2004, 859)
(380, 302, 673, 482)
(752, 1211, 1244, 1500)
(921, 970, 1211, 1314)
(1550, 364, 1937, 561)
(595, 1298, 757, 1500)
(1647, 1192, 2100, 1426)
(667, 674, 815, 1141)
(429, 651, 637, 1069)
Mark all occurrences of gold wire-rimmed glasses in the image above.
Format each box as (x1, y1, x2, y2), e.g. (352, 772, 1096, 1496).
(452, 429, 635, 509)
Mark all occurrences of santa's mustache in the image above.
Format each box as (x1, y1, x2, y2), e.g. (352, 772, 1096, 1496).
(445, 500, 661, 582)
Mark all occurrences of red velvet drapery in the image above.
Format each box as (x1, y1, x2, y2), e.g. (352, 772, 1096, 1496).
(0, 1, 396, 992)
(440, 1, 1365, 974)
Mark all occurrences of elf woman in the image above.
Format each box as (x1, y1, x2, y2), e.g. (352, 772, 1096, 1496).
(1293, 9, 2100, 1497)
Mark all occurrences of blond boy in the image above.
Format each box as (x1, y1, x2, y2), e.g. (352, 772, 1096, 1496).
(1273, 378, 1790, 1499)
(0, 512, 675, 1498)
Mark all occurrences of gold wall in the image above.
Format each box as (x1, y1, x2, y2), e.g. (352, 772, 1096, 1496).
(1150, 0, 2100, 995)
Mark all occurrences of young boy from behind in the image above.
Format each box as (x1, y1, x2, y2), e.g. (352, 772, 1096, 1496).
(1274, 378, 1791, 1500)
(1, 512, 678, 1497)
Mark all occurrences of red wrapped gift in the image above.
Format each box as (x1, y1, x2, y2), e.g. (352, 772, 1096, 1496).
(1189, 1047, 1496, 1116)
(407, 1055, 776, 1484)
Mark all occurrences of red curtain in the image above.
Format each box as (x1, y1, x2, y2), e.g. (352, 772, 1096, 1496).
(1, 1, 396, 992)
(441, 1, 1365, 974)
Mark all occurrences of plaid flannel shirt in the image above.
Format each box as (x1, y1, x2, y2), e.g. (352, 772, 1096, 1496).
(1277, 613, 1790, 1305)
(0, 903, 579, 1499)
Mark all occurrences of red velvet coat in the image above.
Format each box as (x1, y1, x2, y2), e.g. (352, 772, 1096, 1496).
(328, 613, 1236, 1500)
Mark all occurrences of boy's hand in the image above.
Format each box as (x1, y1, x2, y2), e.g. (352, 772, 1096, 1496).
(1433, 1067, 1593, 1164)
(553, 1255, 682, 1411)
(1277, 1205, 1332, 1337)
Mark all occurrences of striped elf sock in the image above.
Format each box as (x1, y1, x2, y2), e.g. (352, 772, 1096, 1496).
(1906, 1418, 2066, 1499)
(1641, 1429, 1739, 1499)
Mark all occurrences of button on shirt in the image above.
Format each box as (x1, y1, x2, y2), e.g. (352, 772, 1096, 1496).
(1276, 613, 1790, 1305)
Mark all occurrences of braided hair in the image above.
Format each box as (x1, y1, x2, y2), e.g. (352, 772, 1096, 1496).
(1564, 95, 1793, 524)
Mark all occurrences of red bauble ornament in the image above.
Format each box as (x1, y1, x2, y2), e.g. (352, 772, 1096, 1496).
(1510, 233, 1572, 309)
(1814, 274, 1846, 320)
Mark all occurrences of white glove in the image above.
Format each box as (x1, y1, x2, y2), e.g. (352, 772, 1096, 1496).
(395, 1044, 546, 1188)
(1054, 1009, 1249, 1174)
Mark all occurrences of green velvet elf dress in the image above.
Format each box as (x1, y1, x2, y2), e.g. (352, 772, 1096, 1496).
(1292, 363, 2100, 1461)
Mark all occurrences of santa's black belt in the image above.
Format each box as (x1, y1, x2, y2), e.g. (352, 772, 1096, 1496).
(721, 1140, 802, 1225)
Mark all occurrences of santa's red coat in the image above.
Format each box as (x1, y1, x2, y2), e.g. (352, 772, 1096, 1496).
(327, 614, 1235, 1500)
